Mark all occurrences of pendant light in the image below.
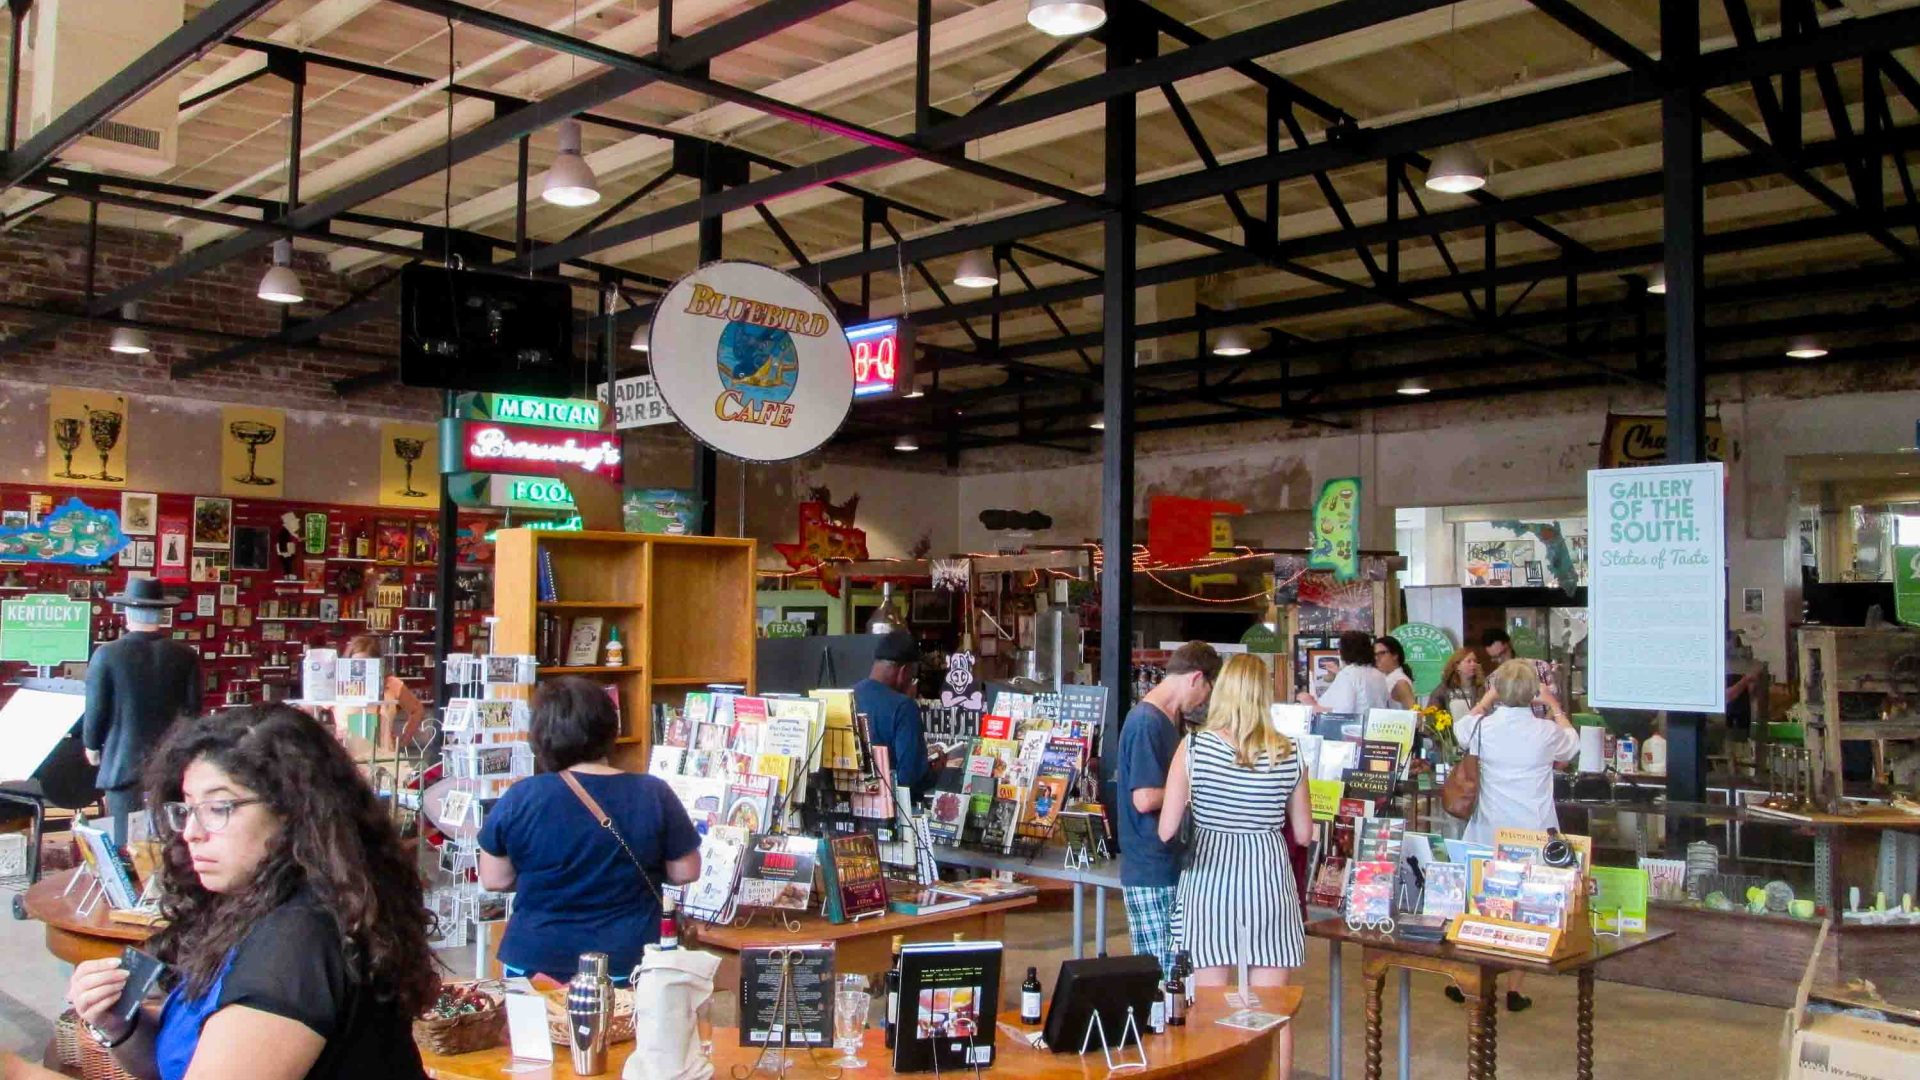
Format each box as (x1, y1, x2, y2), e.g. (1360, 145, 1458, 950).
(1785, 339, 1828, 359)
(1089, 416, 1105, 430)
(108, 304, 150, 355)
(953, 250, 998, 289)
(1211, 327, 1252, 356)
(1397, 379, 1430, 396)
(628, 324, 650, 352)
(894, 434, 920, 452)
(868, 582, 904, 632)
(1027, 0, 1106, 36)
(257, 239, 304, 304)
(1645, 268, 1667, 295)
(542, 119, 601, 207)
(1424, 145, 1488, 193)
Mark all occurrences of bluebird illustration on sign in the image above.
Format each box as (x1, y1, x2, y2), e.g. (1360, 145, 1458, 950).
(719, 323, 800, 404)
(0, 497, 130, 565)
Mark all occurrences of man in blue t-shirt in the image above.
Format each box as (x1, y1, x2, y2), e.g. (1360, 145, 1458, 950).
(1115, 640, 1220, 976)
(853, 631, 948, 801)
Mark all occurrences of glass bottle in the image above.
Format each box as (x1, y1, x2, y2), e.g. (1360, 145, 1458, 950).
(1020, 966, 1043, 1024)
(884, 934, 904, 1049)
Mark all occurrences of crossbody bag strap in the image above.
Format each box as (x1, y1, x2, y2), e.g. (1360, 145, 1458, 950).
(559, 770, 663, 904)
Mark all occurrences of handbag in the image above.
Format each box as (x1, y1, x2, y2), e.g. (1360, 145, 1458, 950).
(559, 771, 698, 948)
(1174, 736, 1198, 863)
(1440, 713, 1485, 820)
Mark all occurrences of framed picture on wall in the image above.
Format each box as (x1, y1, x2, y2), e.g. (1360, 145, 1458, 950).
(375, 522, 409, 565)
(134, 540, 155, 568)
(191, 497, 233, 550)
(233, 526, 272, 572)
(119, 493, 157, 535)
(1307, 650, 1341, 697)
(410, 521, 438, 566)
(910, 588, 953, 624)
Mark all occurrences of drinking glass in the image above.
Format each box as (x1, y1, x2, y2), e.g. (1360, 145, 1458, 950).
(52, 418, 82, 478)
(87, 409, 124, 482)
(229, 420, 278, 485)
(392, 437, 426, 497)
(833, 974, 871, 1069)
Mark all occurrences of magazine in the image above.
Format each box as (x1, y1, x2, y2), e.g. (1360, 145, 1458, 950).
(737, 833, 818, 911)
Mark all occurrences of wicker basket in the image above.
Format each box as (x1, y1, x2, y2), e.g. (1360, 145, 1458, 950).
(53, 1009, 82, 1068)
(413, 998, 506, 1056)
(545, 987, 636, 1045)
(78, 1036, 140, 1080)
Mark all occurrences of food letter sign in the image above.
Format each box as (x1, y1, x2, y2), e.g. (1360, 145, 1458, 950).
(1586, 462, 1725, 713)
(647, 261, 853, 462)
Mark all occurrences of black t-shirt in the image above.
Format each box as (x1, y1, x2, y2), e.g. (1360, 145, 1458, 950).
(157, 887, 426, 1079)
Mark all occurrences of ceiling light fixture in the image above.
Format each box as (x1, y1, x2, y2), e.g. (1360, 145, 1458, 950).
(1027, 0, 1106, 37)
(1397, 379, 1430, 396)
(1211, 327, 1252, 356)
(629, 324, 649, 352)
(953, 250, 998, 289)
(1785, 339, 1828, 359)
(894, 435, 920, 452)
(109, 304, 150, 355)
(1423, 145, 1488, 193)
(542, 119, 601, 207)
(1089, 416, 1106, 430)
(1646, 268, 1667, 295)
(257, 239, 304, 304)
(904, 385, 925, 399)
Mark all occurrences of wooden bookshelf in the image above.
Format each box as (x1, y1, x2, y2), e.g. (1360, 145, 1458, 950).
(493, 530, 757, 770)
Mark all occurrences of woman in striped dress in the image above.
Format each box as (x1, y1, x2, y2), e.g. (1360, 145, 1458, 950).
(1159, 654, 1311, 1078)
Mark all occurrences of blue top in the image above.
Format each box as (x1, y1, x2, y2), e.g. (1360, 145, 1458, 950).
(1114, 702, 1184, 888)
(479, 770, 699, 980)
(853, 677, 933, 800)
(153, 888, 424, 1079)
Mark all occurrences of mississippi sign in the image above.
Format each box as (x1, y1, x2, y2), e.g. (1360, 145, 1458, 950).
(648, 261, 853, 462)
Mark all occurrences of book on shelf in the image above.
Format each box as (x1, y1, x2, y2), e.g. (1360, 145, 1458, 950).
(661, 706, 691, 748)
(886, 881, 977, 917)
(818, 832, 889, 923)
(537, 548, 557, 602)
(722, 774, 776, 833)
(737, 832, 818, 911)
(738, 942, 834, 1048)
(1421, 862, 1470, 920)
(564, 617, 604, 667)
(893, 940, 1002, 1073)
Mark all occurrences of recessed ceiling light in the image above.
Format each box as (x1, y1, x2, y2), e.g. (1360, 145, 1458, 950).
(1424, 145, 1487, 193)
(1027, 0, 1106, 37)
(541, 119, 601, 207)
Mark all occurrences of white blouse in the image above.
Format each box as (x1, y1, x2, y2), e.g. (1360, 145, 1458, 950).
(1451, 706, 1580, 847)
(1317, 663, 1395, 718)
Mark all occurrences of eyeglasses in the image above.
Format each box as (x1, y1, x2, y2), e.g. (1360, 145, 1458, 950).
(162, 798, 265, 834)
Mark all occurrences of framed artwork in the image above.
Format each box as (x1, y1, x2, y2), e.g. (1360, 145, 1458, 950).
(233, 526, 273, 572)
(303, 513, 328, 555)
(236, 607, 252, 628)
(65, 580, 89, 601)
(375, 521, 410, 564)
(220, 607, 235, 627)
(261, 622, 286, 642)
(219, 583, 238, 606)
(135, 540, 155, 568)
(220, 405, 284, 496)
(118, 544, 138, 568)
(378, 421, 439, 508)
(319, 597, 340, 621)
(119, 493, 157, 535)
(410, 521, 439, 566)
(910, 588, 954, 624)
(1307, 649, 1341, 696)
(301, 559, 327, 591)
(196, 594, 216, 617)
(47, 387, 128, 489)
(191, 497, 233, 550)
(1, 510, 25, 530)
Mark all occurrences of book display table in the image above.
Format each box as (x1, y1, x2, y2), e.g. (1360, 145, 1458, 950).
(1306, 918, 1672, 1080)
(694, 894, 1037, 992)
(421, 989, 1299, 1080)
(21, 867, 156, 965)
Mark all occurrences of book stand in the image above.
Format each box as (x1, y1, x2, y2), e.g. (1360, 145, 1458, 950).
(65, 865, 106, 919)
(1077, 1005, 1147, 1072)
(730, 905, 804, 934)
(731, 949, 842, 1080)
(1444, 882, 1595, 962)
(919, 1027, 987, 1078)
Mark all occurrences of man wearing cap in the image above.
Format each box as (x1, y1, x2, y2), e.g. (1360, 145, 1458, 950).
(854, 630, 947, 801)
(82, 578, 202, 843)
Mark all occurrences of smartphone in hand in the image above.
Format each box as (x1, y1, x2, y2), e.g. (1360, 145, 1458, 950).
(109, 947, 170, 1028)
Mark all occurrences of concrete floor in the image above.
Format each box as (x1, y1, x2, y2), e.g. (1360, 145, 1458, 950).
(0, 886, 1787, 1077)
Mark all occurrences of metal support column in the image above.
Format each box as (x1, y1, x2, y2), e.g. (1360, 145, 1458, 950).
(1661, 0, 1709, 806)
(432, 390, 458, 708)
(1097, 19, 1141, 789)
(692, 159, 723, 535)
(5, 0, 32, 154)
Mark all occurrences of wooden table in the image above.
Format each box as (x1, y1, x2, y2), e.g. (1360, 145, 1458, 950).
(422, 988, 1299, 1080)
(696, 895, 1037, 992)
(21, 867, 156, 965)
(1306, 919, 1672, 1080)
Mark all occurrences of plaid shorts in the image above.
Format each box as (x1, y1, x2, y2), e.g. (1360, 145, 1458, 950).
(1123, 885, 1178, 977)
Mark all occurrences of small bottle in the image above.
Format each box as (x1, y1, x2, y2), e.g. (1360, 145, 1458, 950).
(884, 934, 904, 1049)
(1020, 966, 1043, 1025)
(604, 626, 624, 667)
(1164, 964, 1187, 1027)
(1641, 731, 1667, 775)
(658, 895, 679, 950)
(1148, 982, 1167, 1034)
(353, 524, 370, 559)
(1175, 951, 1194, 1006)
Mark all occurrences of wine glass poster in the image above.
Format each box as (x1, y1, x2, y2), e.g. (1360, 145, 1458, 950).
(46, 387, 128, 489)
(220, 405, 285, 495)
(379, 421, 439, 508)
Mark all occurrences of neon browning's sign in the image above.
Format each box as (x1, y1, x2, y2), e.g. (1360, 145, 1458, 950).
(847, 318, 914, 398)
(459, 421, 623, 483)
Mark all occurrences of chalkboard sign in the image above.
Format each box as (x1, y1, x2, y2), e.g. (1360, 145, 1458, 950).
(1059, 684, 1109, 744)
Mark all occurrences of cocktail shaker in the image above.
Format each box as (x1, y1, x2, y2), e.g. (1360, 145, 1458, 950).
(567, 952, 614, 1076)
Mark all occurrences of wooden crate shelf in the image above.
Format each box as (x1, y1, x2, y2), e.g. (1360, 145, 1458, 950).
(494, 529, 756, 770)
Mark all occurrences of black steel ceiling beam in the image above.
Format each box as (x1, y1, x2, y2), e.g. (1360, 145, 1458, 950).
(170, 265, 411, 379)
(971, 37, 1080, 114)
(0, 0, 276, 191)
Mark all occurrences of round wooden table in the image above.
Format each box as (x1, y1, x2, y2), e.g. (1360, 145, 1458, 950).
(422, 988, 1299, 1080)
(21, 867, 156, 965)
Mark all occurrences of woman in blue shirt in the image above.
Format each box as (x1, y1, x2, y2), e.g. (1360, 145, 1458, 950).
(13, 705, 437, 1080)
(479, 676, 701, 981)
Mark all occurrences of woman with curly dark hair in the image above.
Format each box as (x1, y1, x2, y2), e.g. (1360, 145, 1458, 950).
(7, 705, 438, 1080)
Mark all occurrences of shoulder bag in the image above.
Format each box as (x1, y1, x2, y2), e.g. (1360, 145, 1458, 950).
(1439, 714, 1485, 821)
(559, 771, 698, 946)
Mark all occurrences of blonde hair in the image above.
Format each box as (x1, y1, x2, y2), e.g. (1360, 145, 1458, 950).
(1205, 654, 1294, 767)
(1490, 658, 1540, 708)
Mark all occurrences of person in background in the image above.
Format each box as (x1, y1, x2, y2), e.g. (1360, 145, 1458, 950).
(853, 630, 950, 801)
(1115, 640, 1221, 977)
(1297, 630, 1395, 718)
(1446, 660, 1579, 1012)
(1158, 654, 1310, 1079)
(1482, 627, 1555, 701)
(1428, 647, 1489, 717)
(12, 705, 437, 1080)
(341, 634, 427, 747)
(479, 676, 700, 983)
(1373, 635, 1419, 711)
(83, 578, 202, 845)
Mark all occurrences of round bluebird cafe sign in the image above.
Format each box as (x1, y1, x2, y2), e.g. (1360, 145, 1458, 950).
(648, 261, 854, 462)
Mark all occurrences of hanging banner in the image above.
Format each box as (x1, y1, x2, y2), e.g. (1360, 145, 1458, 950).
(647, 261, 853, 462)
(1894, 546, 1920, 627)
(1389, 622, 1455, 699)
(1587, 462, 1726, 712)
(47, 387, 129, 489)
(595, 374, 676, 430)
(1306, 477, 1362, 583)
(220, 405, 285, 495)
(1600, 413, 1728, 469)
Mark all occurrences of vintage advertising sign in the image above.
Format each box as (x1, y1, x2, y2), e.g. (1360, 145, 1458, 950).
(439, 418, 623, 484)
(846, 317, 914, 398)
(1306, 477, 1362, 582)
(0, 498, 129, 566)
(647, 261, 852, 462)
(595, 374, 675, 430)
(1600, 413, 1728, 469)
(1586, 462, 1726, 713)
(1, 593, 92, 666)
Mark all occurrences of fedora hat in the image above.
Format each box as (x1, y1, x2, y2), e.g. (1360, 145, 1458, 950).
(106, 576, 183, 609)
